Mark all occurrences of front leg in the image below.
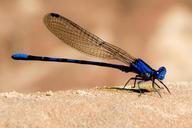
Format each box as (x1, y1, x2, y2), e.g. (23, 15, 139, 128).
(152, 78, 161, 97)
(157, 80, 171, 94)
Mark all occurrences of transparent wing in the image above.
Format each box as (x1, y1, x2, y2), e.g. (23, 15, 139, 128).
(44, 13, 135, 65)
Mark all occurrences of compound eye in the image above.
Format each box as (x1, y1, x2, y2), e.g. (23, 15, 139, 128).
(157, 67, 166, 80)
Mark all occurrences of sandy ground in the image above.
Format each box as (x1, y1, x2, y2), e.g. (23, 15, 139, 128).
(0, 82, 192, 128)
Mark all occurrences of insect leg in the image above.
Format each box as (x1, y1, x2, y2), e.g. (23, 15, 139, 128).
(152, 78, 161, 97)
(123, 75, 142, 88)
(137, 80, 145, 96)
(158, 80, 171, 94)
(154, 81, 163, 89)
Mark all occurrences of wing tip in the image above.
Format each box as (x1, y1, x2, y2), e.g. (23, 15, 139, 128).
(44, 12, 61, 21)
(43, 12, 61, 29)
(49, 13, 60, 18)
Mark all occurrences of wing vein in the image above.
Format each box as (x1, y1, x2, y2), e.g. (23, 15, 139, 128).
(44, 13, 136, 65)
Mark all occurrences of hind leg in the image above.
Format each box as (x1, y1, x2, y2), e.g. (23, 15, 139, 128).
(123, 75, 142, 88)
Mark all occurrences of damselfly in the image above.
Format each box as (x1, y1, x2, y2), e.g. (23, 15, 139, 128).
(12, 13, 171, 97)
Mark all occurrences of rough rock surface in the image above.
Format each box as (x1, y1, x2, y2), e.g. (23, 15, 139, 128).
(0, 82, 191, 128)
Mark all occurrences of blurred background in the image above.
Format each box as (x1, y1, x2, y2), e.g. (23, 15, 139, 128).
(0, 0, 192, 92)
